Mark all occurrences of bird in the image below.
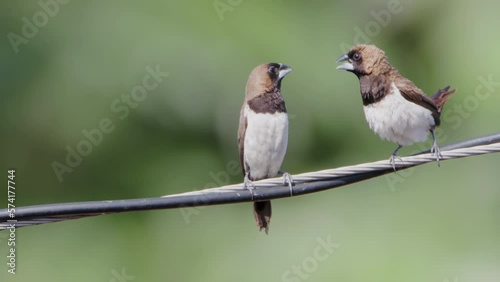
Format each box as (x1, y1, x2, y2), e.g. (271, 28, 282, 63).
(238, 62, 293, 234)
(336, 44, 456, 169)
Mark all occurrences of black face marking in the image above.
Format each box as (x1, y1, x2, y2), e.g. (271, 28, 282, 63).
(267, 63, 280, 81)
(345, 50, 367, 77)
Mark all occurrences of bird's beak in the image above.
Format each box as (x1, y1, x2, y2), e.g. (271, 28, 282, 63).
(335, 54, 354, 71)
(278, 64, 293, 80)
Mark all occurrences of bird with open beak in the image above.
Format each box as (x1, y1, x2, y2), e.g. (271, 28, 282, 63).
(336, 44, 456, 169)
(238, 63, 293, 234)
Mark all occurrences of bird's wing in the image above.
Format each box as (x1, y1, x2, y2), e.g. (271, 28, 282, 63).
(237, 104, 247, 176)
(394, 76, 441, 126)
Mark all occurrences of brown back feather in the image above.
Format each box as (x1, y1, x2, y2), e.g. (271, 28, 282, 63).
(393, 75, 441, 125)
(237, 106, 247, 176)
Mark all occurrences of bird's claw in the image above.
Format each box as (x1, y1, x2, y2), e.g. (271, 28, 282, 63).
(430, 142, 442, 167)
(389, 154, 402, 171)
(280, 172, 294, 196)
(243, 174, 256, 200)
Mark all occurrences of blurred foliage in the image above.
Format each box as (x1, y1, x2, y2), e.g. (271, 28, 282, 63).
(0, 0, 499, 281)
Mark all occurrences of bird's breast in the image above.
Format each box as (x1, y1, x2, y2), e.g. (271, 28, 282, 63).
(243, 105, 288, 180)
(363, 83, 435, 146)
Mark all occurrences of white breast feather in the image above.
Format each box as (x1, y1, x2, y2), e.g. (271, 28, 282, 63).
(363, 83, 435, 146)
(243, 105, 288, 180)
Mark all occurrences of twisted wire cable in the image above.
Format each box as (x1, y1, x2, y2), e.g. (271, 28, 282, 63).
(1, 132, 499, 230)
(187, 144, 499, 194)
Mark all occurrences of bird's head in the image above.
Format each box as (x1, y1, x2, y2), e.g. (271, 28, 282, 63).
(245, 63, 292, 97)
(336, 45, 391, 77)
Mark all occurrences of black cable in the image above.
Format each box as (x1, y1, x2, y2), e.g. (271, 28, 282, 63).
(1, 132, 499, 230)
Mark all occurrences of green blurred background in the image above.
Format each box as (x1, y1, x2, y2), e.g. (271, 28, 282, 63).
(1, 0, 499, 281)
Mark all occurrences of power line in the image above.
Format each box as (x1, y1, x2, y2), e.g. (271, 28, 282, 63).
(1, 132, 499, 230)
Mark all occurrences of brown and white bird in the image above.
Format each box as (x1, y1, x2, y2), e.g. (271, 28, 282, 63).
(238, 63, 293, 234)
(336, 44, 456, 168)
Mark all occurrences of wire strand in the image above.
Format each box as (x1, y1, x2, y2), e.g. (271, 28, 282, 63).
(1, 132, 499, 230)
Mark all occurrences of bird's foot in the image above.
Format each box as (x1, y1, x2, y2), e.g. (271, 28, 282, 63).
(430, 141, 442, 167)
(243, 174, 256, 200)
(279, 170, 294, 196)
(389, 154, 402, 171)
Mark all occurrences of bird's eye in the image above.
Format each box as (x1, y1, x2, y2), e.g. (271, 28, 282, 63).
(268, 65, 277, 74)
(352, 53, 361, 61)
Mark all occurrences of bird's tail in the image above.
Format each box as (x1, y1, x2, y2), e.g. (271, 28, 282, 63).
(253, 201, 272, 234)
(432, 86, 456, 113)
